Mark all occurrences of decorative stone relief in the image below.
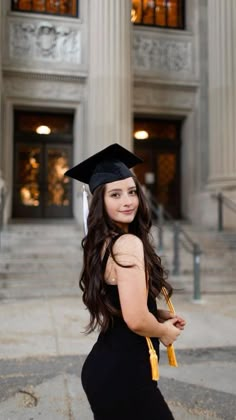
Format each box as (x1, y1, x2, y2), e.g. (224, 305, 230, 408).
(133, 33, 192, 76)
(9, 20, 81, 64)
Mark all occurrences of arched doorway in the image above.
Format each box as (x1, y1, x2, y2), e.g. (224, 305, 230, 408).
(12, 110, 73, 218)
(133, 117, 182, 218)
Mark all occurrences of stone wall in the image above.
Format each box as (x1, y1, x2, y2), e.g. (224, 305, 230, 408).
(132, 0, 205, 223)
(0, 0, 209, 226)
(1, 1, 88, 223)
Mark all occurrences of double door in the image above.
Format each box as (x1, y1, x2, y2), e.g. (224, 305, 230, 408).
(134, 142, 181, 219)
(13, 141, 72, 218)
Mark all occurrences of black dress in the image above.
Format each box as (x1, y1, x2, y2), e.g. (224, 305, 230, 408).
(81, 241, 174, 420)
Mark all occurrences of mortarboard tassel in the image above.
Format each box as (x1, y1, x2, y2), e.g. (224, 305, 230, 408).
(162, 287, 178, 367)
(146, 337, 159, 381)
(82, 185, 89, 235)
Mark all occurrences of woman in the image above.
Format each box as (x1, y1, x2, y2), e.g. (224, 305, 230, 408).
(65, 143, 186, 420)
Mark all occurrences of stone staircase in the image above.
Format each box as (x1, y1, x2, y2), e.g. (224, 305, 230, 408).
(1, 221, 236, 301)
(0, 221, 83, 300)
(153, 223, 236, 296)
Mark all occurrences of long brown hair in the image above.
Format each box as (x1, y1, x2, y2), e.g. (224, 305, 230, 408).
(79, 177, 172, 333)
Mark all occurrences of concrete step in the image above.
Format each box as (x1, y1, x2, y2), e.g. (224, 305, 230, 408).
(170, 273, 236, 294)
(0, 252, 82, 260)
(156, 224, 236, 270)
(1, 238, 82, 248)
(162, 256, 236, 276)
(153, 224, 230, 247)
(1, 221, 236, 300)
(0, 269, 81, 279)
(1, 228, 81, 236)
(0, 286, 81, 300)
(0, 223, 83, 297)
(0, 259, 82, 272)
(0, 247, 82, 257)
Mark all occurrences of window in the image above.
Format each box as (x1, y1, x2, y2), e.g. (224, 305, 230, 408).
(11, 0, 78, 17)
(131, 0, 184, 29)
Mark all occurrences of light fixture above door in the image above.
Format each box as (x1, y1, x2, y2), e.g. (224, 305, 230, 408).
(36, 125, 51, 135)
(134, 130, 149, 140)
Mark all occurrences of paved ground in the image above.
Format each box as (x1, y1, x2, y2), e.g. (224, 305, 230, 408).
(0, 293, 235, 420)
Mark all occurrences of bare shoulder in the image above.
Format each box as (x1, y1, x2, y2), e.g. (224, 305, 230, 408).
(112, 234, 144, 261)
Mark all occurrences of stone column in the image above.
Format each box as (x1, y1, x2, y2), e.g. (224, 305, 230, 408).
(208, 0, 236, 191)
(86, 0, 132, 155)
(0, 4, 5, 223)
(0, 3, 2, 171)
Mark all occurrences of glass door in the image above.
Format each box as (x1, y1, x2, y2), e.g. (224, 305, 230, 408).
(155, 151, 180, 218)
(13, 142, 72, 218)
(133, 118, 182, 218)
(13, 110, 73, 219)
(44, 144, 72, 218)
(13, 143, 42, 218)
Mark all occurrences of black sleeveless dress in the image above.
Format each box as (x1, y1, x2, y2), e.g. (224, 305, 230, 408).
(81, 240, 174, 420)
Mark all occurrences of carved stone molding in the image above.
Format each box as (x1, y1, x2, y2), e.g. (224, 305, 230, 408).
(4, 76, 86, 101)
(8, 18, 81, 65)
(3, 69, 86, 83)
(134, 85, 195, 111)
(133, 32, 193, 79)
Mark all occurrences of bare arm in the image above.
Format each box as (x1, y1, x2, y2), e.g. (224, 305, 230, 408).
(112, 234, 181, 346)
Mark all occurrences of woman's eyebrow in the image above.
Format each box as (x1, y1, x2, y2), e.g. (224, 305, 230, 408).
(107, 188, 122, 193)
(107, 186, 136, 193)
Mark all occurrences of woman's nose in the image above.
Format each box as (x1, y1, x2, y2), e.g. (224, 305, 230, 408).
(123, 194, 132, 206)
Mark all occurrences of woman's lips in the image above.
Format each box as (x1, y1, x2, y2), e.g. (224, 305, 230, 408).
(121, 210, 134, 215)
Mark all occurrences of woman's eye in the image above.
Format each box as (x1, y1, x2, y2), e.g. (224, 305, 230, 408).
(129, 190, 137, 195)
(111, 193, 120, 198)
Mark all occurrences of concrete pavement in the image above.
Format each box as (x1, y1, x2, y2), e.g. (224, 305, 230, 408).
(0, 292, 235, 419)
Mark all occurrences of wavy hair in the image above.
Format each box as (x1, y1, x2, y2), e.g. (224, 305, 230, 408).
(79, 177, 173, 333)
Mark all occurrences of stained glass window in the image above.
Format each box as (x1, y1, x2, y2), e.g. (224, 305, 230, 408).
(18, 146, 41, 207)
(47, 147, 70, 207)
(11, 0, 78, 17)
(131, 0, 184, 29)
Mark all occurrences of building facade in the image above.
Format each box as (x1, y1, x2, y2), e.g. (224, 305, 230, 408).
(0, 1, 230, 228)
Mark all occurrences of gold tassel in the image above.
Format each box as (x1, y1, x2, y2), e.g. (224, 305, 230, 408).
(167, 344, 178, 367)
(145, 287, 179, 380)
(146, 337, 159, 381)
(162, 287, 178, 368)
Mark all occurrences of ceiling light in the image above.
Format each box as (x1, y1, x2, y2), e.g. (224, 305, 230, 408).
(134, 130, 149, 140)
(36, 125, 51, 135)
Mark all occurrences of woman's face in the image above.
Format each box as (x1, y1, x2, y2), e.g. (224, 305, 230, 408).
(104, 177, 139, 232)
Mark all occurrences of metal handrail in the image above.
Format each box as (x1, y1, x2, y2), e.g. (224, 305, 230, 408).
(149, 195, 196, 248)
(148, 193, 202, 301)
(223, 196, 236, 212)
(213, 192, 236, 231)
(0, 187, 6, 250)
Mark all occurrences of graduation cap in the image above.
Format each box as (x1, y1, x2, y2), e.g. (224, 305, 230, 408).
(64, 143, 143, 193)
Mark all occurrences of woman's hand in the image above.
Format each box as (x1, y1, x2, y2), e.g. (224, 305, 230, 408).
(159, 318, 181, 347)
(174, 314, 186, 330)
(157, 309, 186, 330)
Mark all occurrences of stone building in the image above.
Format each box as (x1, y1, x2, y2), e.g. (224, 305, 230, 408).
(0, 1, 233, 228)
